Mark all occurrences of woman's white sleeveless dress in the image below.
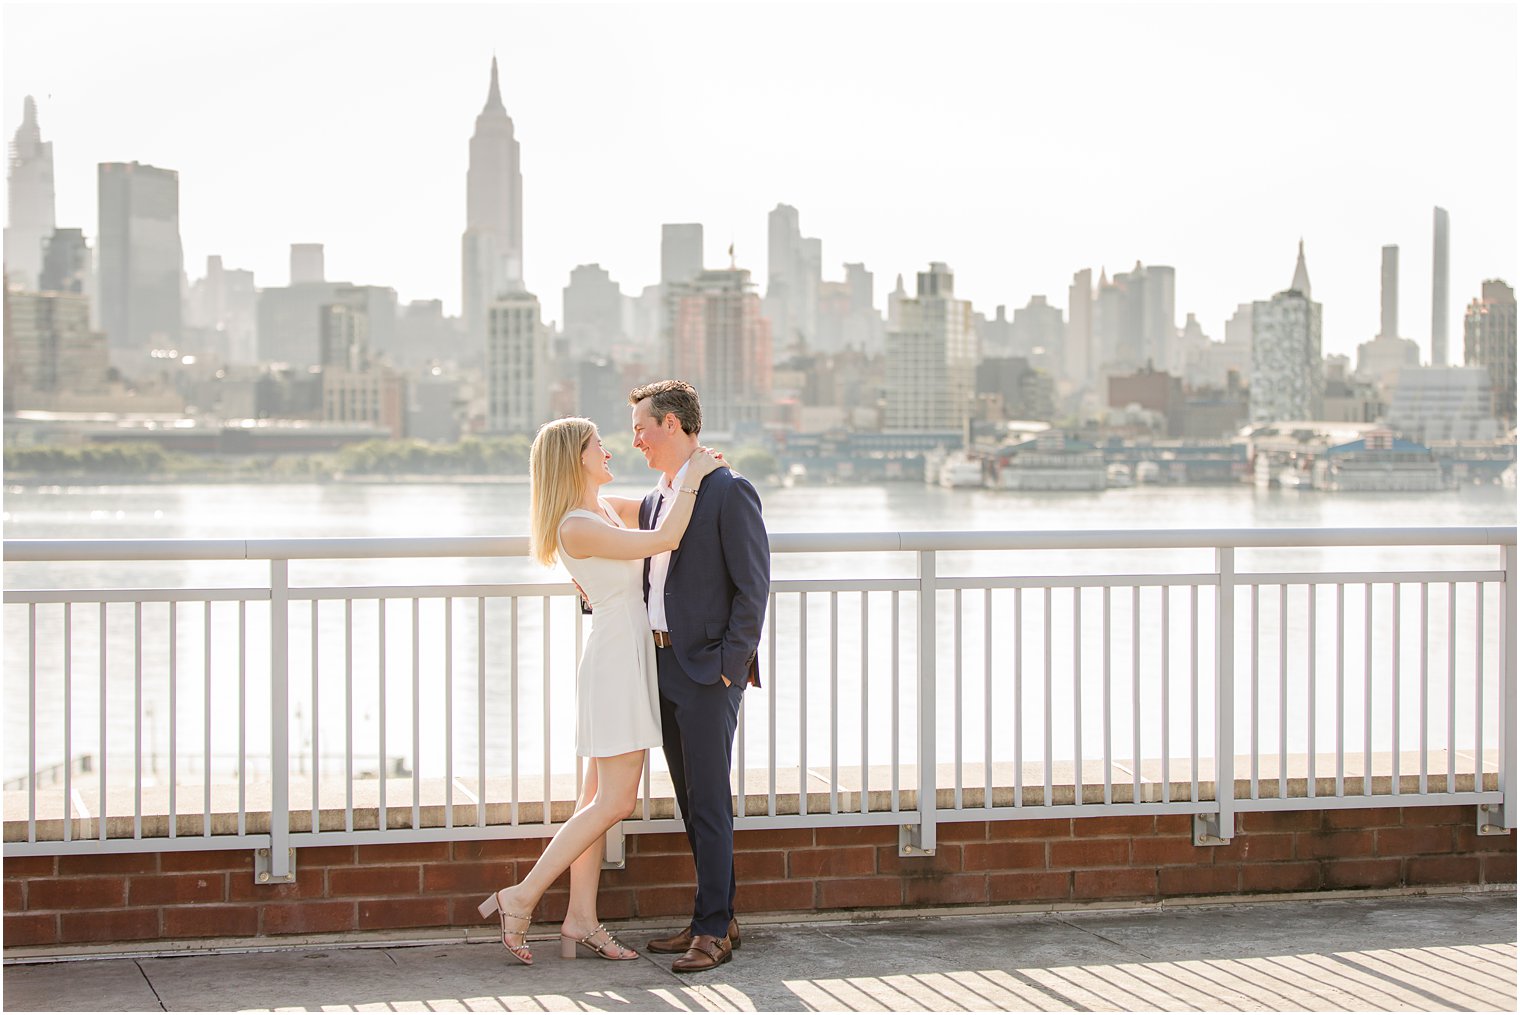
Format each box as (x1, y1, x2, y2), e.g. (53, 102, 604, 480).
(558, 505, 663, 758)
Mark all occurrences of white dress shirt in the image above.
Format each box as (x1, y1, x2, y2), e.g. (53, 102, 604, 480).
(646, 460, 690, 632)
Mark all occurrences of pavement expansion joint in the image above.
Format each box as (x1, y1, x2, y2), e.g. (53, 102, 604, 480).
(1049, 911, 1161, 962)
(814, 926, 862, 948)
(132, 958, 168, 1013)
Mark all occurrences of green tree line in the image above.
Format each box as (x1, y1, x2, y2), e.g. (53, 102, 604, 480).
(5, 436, 779, 481)
(3, 436, 534, 479)
(5, 443, 182, 475)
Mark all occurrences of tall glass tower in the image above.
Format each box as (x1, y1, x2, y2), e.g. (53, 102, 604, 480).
(97, 161, 183, 367)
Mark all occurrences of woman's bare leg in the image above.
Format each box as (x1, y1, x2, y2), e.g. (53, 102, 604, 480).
(563, 762, 606, 932)
(494, 750, 643, 935)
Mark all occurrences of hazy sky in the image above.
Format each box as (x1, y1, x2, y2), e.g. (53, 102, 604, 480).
(4, 2, 1516, 359)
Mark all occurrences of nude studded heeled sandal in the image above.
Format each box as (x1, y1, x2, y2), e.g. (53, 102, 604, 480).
(478, 889, 533, 964)
(560, 923, 638, 960)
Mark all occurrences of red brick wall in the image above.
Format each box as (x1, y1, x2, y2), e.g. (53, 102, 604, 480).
(5, 805, 1513, 950)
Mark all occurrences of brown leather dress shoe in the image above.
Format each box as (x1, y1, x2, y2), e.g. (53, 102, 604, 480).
(648, 917, 741, 954)
(671, 933, 732, 973)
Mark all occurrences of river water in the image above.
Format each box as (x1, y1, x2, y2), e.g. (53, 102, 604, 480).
(4, 480, 1513, 793)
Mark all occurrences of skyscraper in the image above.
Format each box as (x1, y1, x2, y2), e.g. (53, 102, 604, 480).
(765, 203, 821, 349)
(1011, 295, 1064, 364)
(844, 262, 873, 314)
(766, 205, 798, 346)
(462, 57, 524, 357)
(1225, 303, 1254, 352)
(39, 228, 90, 294)
(1065, 268, 1093, 384)
(800, 237, 822, 342)
(1095, 262, 1175, 375)
(257, 246, 397, 369)
(887, 273, 907, 331)
(1358, 244, 1419, 386)
(3, 287, 108, 407)
(669, 267, 772, 431)
(562, 263, 626, 357)
(1185, 302, 1253, 390)
(486, 287, 550, 434)
(4, 96, 55, 290)
(1464, 279, 1516, 425)
(884, 262, 978, 431)
(575, 356, 625, 444)
(657, 224, 705, 370)
(1250, 241, 1323, 422)
(318, 284, 406, 436)
(1142, 265, 1177, 373)
(291, 243, 325, 285)
(818, 262, 883, 354)
(320, 302, 369, 371)
(259, 246, 338, 366)
(186, 254, 256, 364)
(1093, 267, 1135, 371)
(97, 161, 183, 367)
(1431, 207, 1450, 366)
(396, 299, 462, 369)
(1379, 245, 1399, 340)
(660, 224, 704, 286)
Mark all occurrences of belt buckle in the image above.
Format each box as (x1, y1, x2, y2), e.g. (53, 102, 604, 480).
(653, 630, 671, 648)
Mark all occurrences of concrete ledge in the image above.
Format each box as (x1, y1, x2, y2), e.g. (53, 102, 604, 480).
(5, 750, 1503, 844)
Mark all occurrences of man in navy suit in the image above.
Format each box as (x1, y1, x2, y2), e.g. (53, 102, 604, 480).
(629, 380, 769, 973)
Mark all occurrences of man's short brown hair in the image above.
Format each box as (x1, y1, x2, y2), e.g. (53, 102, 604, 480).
(629, 379, 702, 435)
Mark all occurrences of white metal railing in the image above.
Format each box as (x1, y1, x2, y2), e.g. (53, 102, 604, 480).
(4, 527, 1515, 878)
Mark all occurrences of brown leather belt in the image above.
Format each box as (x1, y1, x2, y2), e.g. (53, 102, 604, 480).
(651, 630, 673, 648)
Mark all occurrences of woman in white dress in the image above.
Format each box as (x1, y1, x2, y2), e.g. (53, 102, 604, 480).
(479, 416, 720, 964)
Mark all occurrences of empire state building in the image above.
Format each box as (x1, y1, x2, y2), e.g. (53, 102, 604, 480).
(462, 57, 523, 353)
(5, 96, 56, 290)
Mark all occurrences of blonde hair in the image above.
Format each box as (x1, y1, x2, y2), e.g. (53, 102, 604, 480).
(529, 417, 598, 567)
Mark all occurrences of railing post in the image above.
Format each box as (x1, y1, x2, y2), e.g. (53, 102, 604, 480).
(259, 558, 294, 882)
(903, 549, 937, 856)
(1503, 544, 1517, 829)
(603, 824, 627, 869)
(1197, 545, 1236, 845)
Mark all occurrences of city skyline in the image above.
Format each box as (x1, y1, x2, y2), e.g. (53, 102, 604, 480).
(3, 2, 1515, 361)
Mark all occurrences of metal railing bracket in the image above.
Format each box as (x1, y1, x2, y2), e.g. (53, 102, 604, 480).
(899, 823, 936, 857)
(603, 824, 627, 869)
(1193, 813, 1233, 846)
(1476, 804, 1509, 836)
(254, 847, 297, 884)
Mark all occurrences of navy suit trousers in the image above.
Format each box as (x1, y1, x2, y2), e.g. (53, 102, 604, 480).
(655, 643, 744, 939)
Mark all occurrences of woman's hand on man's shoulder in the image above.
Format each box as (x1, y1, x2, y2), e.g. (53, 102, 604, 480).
(688, 446, 725, 480)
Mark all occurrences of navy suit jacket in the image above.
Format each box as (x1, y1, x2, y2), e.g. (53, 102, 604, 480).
(640, 467, 770, 687)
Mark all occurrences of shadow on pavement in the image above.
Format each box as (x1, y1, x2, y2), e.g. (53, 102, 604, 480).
(4, 893, 1515, 1012)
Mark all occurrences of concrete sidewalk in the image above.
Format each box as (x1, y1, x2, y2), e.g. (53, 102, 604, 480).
(4, 892, 1515, 1012)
